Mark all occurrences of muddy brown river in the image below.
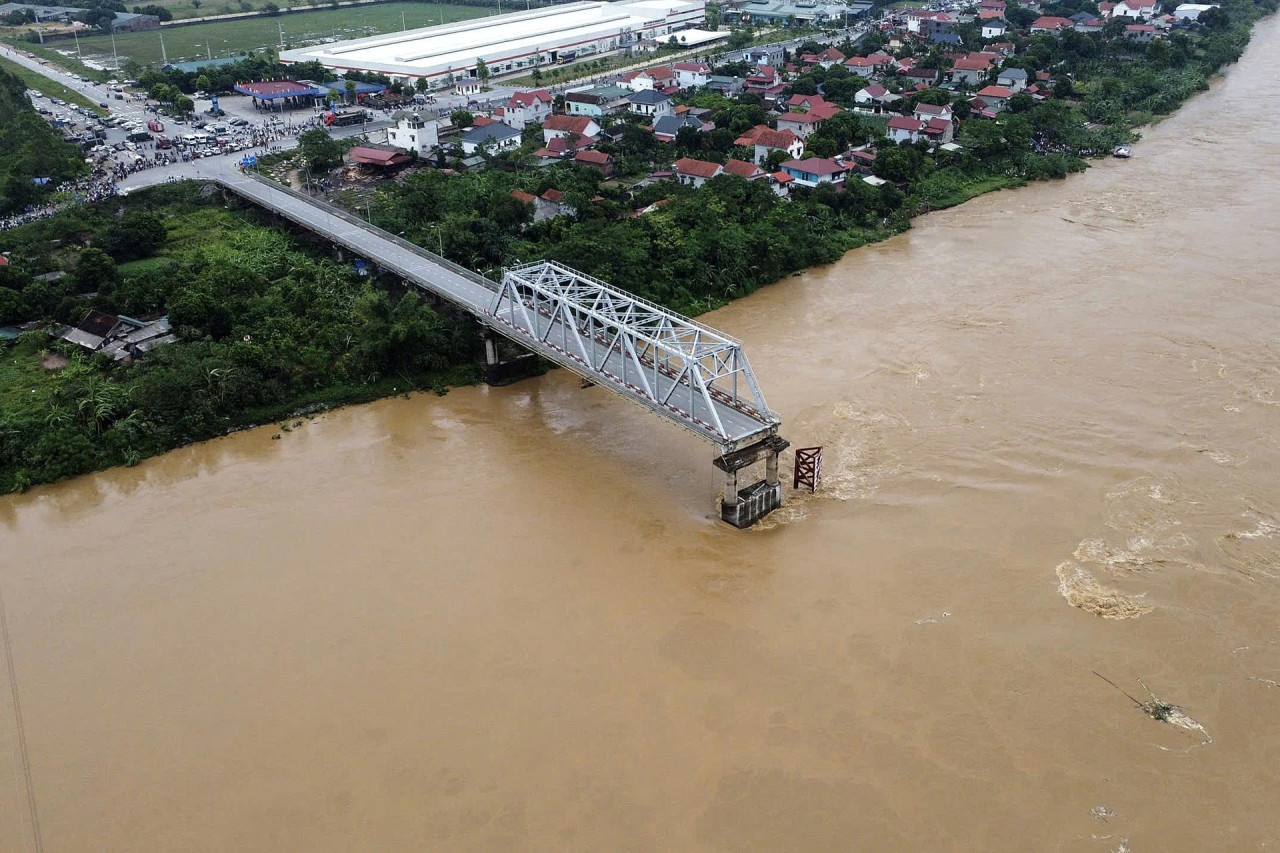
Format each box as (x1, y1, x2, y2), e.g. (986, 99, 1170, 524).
(5, 21, 1280, 853)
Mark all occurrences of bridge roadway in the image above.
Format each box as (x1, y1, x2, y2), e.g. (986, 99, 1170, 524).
(214, 172, 777, 452)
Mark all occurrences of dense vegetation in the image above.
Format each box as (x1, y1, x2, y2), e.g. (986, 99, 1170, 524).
(0, 67, 87, 215)
(0, 184, 479, 493)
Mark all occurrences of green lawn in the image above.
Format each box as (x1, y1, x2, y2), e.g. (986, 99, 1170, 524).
(0, 53, 106, 114)
(68, 2, 494, 67)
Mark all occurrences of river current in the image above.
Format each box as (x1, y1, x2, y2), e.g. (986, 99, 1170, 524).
(4, 19, 1280, 851)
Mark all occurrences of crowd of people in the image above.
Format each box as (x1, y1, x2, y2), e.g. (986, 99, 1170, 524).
(1, 173, 121, 231)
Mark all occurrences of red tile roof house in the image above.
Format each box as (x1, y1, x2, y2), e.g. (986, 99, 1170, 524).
(769, 171, 794, 197)
(1125, 23, 1157, 42)
(920, 116, 954, 144)
(533, 132, 597, 160)
(974, 85, 1014, 112)
(913, 102, 954, 123)
(542, 114, 600, 143)
(948, 56, 992, 86)
(843, 56, 880, 78)
(775, 101, 840, 139)
(540, 188, 577, 217)
(734, 125, 805, 163)
(621, 65, 677, 92)
(780, 157, 848, 188)
(348, 145, 412, 168)
(800, 47, 846, 68)
(887, 115, 926, 144)
(901, 66, 940, 86)
(722, 158, 766, 180)
(574, 149, 614, 175)
(775, 112, 821, 139)
(988, 41, 1016, 56)
(673, 157, 724, 188)
(1030, 15, 1074, 32)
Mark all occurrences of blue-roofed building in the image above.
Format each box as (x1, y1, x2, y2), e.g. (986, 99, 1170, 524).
(930, 32, 963, 45)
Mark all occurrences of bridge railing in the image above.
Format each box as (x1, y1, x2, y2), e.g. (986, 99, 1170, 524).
(227, 172, 497, 292)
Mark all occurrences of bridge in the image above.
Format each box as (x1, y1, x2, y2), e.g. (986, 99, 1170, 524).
(215, 172, 788, 526)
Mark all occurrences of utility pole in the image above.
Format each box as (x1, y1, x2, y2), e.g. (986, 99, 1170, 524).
(278, 20, 284, 48)
(73, 25, 81, 60)
(159, 32, 167, 65)
(110, 28, 119, 71)
(401, 10, 406, 30)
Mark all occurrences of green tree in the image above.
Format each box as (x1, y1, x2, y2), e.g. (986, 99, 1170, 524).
(98, 211, 166, 262)
(474, 58, 489, 85)
(69, 248, 119, 294)
(450, 109, 474, 128)
(296, 128, 345, 171)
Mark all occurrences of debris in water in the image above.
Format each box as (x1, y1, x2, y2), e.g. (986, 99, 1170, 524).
(1249, 677, 1280, 689)
(914, 611, 952, 625)
(1093, 672, 1212, 744)
(1091, 805, 1115, 822)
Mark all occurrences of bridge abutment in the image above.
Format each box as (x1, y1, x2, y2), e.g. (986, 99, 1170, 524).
(715, 435, 790, 528)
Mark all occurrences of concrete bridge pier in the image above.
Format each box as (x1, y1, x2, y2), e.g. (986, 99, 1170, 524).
(715, 434, 791, 528)
(481, 329, 539, 385)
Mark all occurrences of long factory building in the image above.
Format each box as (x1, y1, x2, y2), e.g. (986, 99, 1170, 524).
(279, 0, 706, 87)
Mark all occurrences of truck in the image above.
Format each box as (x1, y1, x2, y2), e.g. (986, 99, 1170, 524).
(126, 130, 152, 143)
(323, 109, 368, 127)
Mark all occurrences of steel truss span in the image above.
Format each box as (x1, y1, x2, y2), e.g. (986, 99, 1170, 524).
(488, 261, 780, 451)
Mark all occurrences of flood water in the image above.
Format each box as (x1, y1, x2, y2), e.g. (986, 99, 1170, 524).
(5, 21, 1280, 853)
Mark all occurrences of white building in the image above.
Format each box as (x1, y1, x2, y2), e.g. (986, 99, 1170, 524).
(501, 89, 553, 129)
(1174, 2, 1218, 18)
(279, 0, 705, 89)
(386, 110, 439, 156)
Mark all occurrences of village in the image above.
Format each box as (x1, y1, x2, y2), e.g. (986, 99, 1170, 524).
(265, 0, 1217, 216)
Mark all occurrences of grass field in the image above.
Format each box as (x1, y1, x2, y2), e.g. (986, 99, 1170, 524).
(0, 53, 106, 114)
(66, 3, 493, 67)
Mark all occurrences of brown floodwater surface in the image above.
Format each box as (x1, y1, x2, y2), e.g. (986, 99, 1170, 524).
(5, 21, 1280, 852)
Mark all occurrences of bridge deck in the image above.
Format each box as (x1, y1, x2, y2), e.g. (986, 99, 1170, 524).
(215, 173, 778, 451)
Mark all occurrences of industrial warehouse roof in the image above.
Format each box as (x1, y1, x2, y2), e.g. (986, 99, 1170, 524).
(279, 0, 704, 80)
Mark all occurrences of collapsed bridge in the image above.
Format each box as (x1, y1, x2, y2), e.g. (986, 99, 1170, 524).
(216, 171, 789, 526)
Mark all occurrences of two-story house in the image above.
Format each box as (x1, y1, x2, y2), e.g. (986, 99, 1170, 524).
(628, 89, 672, 118)
(672, 61, 712, 88)
(501, 89, 553, 130)
(386, 110, 439, 157)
